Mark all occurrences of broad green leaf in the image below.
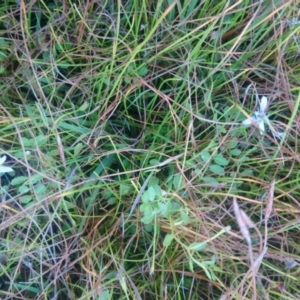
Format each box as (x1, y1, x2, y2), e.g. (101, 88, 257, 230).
(209, 164, 225, 175)
(202, 177, 218, 185)
(31, 174, 43, 184)
(141, 209, 154, 224)
(140, 202, 151, 213)
(147, 186, 156, 201)
(173, 174, 184, 190)
(138, 66, 148, 76)
(200, 151, 210, 162)
(180, 210, 190, 223)
(229, 149, 241, 156)
(149, 159, 160, 166)
(0, 51, 7, 61)
(18, 185, 30, 194)
(120, 184, 130, 196)
(148, 176, 159, 186)
(19, 195, 32, 204)
(79, 102, 89, 112)
(0, 38, 8, 47)
(98, 290, 110, 300)
(239, 156, 250, 162)
(153, 184, 162, 198)
(36, 135, 48, 146)
(214, 154, 229, 166)
(35, 185, 46, 194)
(158, 201, 171, 217)
(217, 125, 227, 133)
(21, 137, 34, 147)
(188, 242, 207, 251)
(163, 234, 174, 247)
(193, 168, 201, 176)
(144, 224, 153, 232)
(107, 197, 117, 205)
(142, 191, 150, 203)
(242, 169, 254, 176)
(11, 176, 28, 186)
(227, 140, 238, 149)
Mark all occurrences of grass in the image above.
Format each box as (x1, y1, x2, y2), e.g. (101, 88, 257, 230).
(0, 0, 300, 299)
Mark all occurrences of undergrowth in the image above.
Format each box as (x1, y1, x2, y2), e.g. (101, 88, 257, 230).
(0, 0, 300, 299)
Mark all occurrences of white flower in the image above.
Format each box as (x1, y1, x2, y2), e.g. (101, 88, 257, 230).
(0, 156, 13, 174)
(287, 17, 300, 28)
(140, 24, 147, 31)
(242, 96, 269, 135)
(242, 96, 284, 139)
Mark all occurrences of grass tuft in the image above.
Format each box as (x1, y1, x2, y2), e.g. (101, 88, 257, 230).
(0, 0, 300, 299)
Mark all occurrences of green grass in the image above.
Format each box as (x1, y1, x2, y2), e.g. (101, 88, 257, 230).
(0, 0, 300, 299)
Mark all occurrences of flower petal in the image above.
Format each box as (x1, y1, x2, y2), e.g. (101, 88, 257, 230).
(0, 156, 7, 166)
(0, 166, 13, 173)
(260, 96, 268, 112)
(242, 118, 253, 125)
(258, 120, 265, 135)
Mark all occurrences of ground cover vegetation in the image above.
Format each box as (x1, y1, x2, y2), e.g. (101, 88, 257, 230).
(0, 0, 300, 299)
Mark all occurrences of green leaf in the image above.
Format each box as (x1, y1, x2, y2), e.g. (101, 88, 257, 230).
(214, 154, 229, 166)
(35, 185, 46, 194)
(141, 207, 155, 223)
(227, 140, 238, 149)
(74, 142, 83, 156)
(21, 137, 34, 147)
(0, 51, 7, 61)
(217, 125, 227, 133)
(163, 234, 174, 247)
(107, 197, 117, 205)
(19, 196, 32, 204)
(31, 174, 43, 184)
(18, 185, 30, 194)
(147, 186, 156, 201)
(200, 151, 210, 162)
(98, 290, 110, 300)
(144, 224, 153, 232)
(120, 184, 130, 196)
(180, 210, 190, 223)
(209, 165, 225, 175)
(11, 176, 27, 186)
(173, 174, 184, 190)
(153, 184, 162, 198)
(158, 201, 171, 217)
(188, 242, 207, 251)
(148, 176, 159, 186)
(79, 102, 89, 112)
(242, 169, 254, 176)
(229, 149, 241, 156)
(0, 38, 8, 47)
(36, 135, 48, 146)
(202, 177, 218, 185)
(149, 159, 160, 166)
(138, 66, 148, 76)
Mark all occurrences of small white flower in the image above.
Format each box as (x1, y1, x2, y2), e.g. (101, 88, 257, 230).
(287, 17, 300, 28)
(242, 95, 284, 139)
(140, 24, 147, 31)
(242, 96, 269, 135)
(0, 156, 13, 174)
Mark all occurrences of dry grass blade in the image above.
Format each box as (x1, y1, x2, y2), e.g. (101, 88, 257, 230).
(265, 179, 275, 222)
(233, 198, 252, 245)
